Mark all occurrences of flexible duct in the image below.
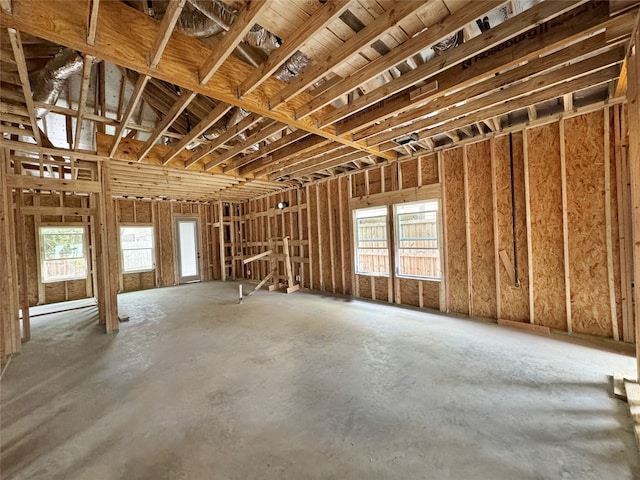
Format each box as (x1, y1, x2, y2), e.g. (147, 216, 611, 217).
(274, 51, 311, 83)
(30, 48, 84, 119)
(432, 33, 460, 56)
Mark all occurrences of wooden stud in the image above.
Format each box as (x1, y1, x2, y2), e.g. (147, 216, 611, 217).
(86, 0, 100, 46)
(490, 137, 502, 320)
(522, 129, 535, 325)
(315, 184, 323, 290)
(462, 145, 473, 316)
(626, 24, 640, 375)
(327, 181, 336, 293)
(437, 152, 448, 312)
(559, 118, 572, 333)
(604, 107, 619, 341)
(615, 103, 633, 342)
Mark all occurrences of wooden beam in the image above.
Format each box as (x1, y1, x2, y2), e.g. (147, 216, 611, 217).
(243, 249, 272, 264)
(109, 74, 149, 157)
(604, 106, 619, 341)
(365, 39, 624, 147)
(337, 2, 621, 136)
(376, 65, 621, 151)
(7, 28, 42, 146)
(21, 206, 96, 216)
(0, 0, 11, 14)
(5, 173, 101, 193)
(74, 54, 94, 150)
(223, 129, 308, 173)
(86, 0, 100, 46)
(0, 0, 395, 160)
(294, 0, 507, 119)
(161, 102, 232, 165)
(559, 118, 572, 333)
(289, 150, 369, 180)
(198, 0, 270, 85)
(238, 135, 330, 177)
(184, 112, 263, 168)
(148, 0, 187, 69)
(269, 0, 429, 108)
(523, 129, 535, 325)
(137, 90, 197, 161)
(626, 21, 640, 377)
(237, 0, 351, 98)
(266, 144, 354, 179)
(204, 121, 284, 171)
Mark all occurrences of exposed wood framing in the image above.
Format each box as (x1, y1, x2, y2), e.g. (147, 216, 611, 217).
(148, 0, 187, 69)
(559, 118, 572, 333)
(198, 0, 270, 85)
(7, 28, 41, 146)
(604, 107, 619, 341)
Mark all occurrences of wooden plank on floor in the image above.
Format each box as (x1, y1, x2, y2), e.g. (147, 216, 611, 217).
(497, 318, 551, 335)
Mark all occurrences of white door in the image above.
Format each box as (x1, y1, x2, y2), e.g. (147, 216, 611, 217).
(175, 218, 201, 284)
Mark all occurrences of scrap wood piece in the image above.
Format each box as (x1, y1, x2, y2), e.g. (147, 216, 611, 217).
(624, 380, 640, 453)
(613, 373, 626, 400)
(247, 270, 275, 296)
(497, 318, 550, 335)
(243, 249, 272, 264)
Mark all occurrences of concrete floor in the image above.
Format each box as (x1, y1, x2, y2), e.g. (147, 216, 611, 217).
(1, 281, 639, 480)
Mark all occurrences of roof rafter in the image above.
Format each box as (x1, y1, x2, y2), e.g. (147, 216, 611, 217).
(148, 0, 187, 69)
(237, 0, 353, 98)
(137, 89, 197, 161)
(268, 0, 429, 109)
(162, 101, 232, 165)
(293, 0, 507, 120)
(7, 27, 41, 146)
(322, 0, 602, 130)
(198, 0, 270, 85)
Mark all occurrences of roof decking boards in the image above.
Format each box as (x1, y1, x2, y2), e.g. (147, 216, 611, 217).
(0, 0, 636, 201)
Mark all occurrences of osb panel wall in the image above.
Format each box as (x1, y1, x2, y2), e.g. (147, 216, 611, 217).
(493, 134, 530, 322)
(443, 147, 469, 315)
(422, 280, 440, 310)
(466, 141, 497, 319)
(564, 112, 611, 337)
(526, 123, 567, 330)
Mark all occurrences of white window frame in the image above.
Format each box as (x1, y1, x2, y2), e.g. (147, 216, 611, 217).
(39, 225, 89, 283)
(119, 224, 156, 274)
(353, 206, 390, 276)
(393, 199, 442, 281)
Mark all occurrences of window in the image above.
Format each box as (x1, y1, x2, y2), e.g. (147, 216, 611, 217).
(354, 206, 389, 275)
(120, 226, 155, 273)
(39, 226, 88, 283)
(395, 200, 441, 280)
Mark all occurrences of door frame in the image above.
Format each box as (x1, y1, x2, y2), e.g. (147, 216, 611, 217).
(174, 216, 202, 284)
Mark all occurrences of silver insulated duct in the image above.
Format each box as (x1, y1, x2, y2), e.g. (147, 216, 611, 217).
(30, 48, 84, 119)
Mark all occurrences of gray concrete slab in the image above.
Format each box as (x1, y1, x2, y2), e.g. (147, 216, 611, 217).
(1, 281, 639, 480)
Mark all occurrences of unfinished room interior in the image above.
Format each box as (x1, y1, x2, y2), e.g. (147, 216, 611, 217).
(2, 0, 640, 477)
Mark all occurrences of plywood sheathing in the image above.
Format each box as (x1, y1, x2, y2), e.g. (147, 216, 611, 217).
(493, 134, 530, 322)
(420, 153, 439, 185)
(422, 280, 441, 310)
(565, 111, 612, 337)
(526, 123, 566, 330)
(465, 140, 497, 319)
(442, 147, 469, 315)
